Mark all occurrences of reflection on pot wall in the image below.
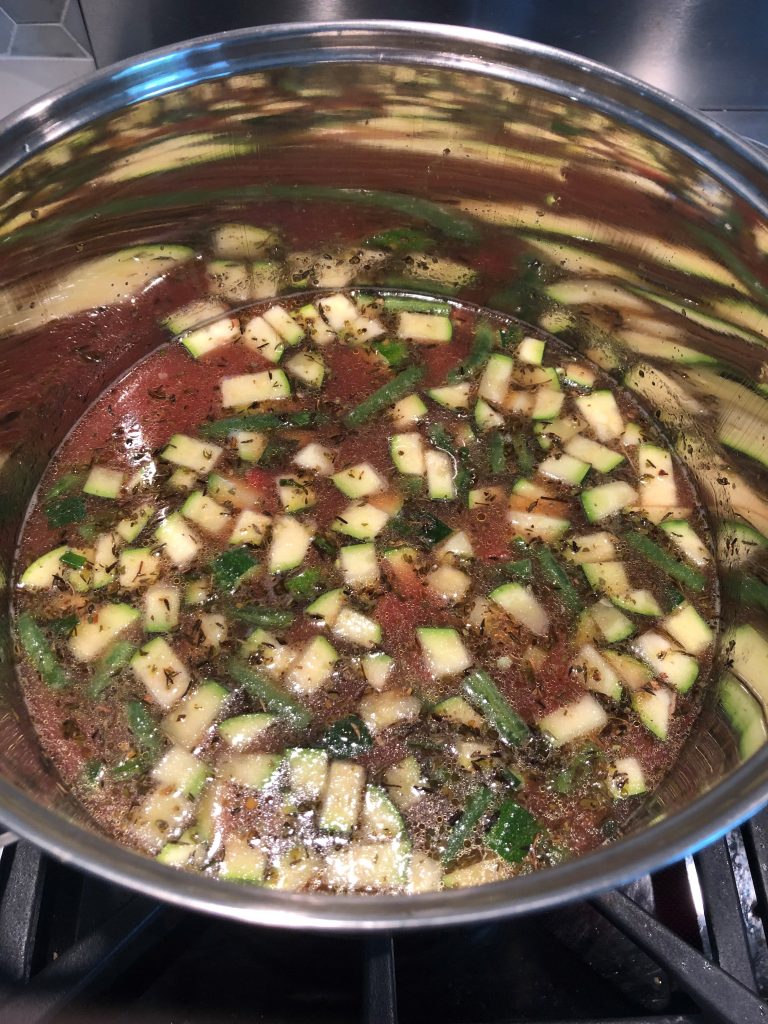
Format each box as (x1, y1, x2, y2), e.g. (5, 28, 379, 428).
(0, 32, 767, 878)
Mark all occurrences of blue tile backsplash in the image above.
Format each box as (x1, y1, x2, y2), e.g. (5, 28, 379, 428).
(0, 0, 91, 56)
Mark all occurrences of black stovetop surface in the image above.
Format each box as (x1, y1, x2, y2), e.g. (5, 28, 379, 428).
(0, 807, 767, 1023)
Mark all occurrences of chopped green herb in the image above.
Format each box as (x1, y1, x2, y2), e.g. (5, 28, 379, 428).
(126, 699, 162, 761)
(486, 800, 539, 863)
(320, 715, 373, 758)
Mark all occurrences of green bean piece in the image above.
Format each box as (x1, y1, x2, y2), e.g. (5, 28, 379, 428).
(536, 549, 582, 615)
(45, 495, 86, 528)
(624, 531, 707, 592)
(364, 228, 437, 252)
(126, 699, 162, 760)
(380, 296, 451, 314)
(211, 547, 259, 592)
(499, 558, 533, 583)
(45, 471, 84, 501)
(442, 786, 494, 864)
(229, 606, 295, 628)
(16, 613, 72, 689)
(344, 365, 425, 428)
(372, 339, 409, 367)
(724, 572, 768, 612)
(285, 567, 324, 600)
(462, 669, 529, 746)
(226, 659, 311, 729)
(485, 800, 539, 863)
(447, 322, 497, 382)
(488, 431, 506, 475)
(510, 433, 535, 475)
(89, 640, 136, 698)
(198, 410, 317, 439)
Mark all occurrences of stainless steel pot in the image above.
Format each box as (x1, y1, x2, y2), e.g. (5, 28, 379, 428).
(1, 20, 768, 930)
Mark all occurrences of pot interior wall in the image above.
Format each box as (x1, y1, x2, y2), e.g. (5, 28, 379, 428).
(0, 32, 766, 875)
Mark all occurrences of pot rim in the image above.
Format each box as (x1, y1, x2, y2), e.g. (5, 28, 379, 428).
(2, 19, 768, 929)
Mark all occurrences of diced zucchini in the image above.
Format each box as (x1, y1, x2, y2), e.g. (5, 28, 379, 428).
(332, 462, 386, 499)
(218, 712, 274, 753)
(531, 388, 564, 421)
(563, 362, 596, 388)
(241, 628, 295, 675)
(118, 547, 160, 590)
(638, 444, 678, 523)
(92, 533, 119, 589)
(358, 690, 421, 732)
(538, 452, 590, 485)
(659, 520, 710, 567)
(143, 584, 180, 632)
(161, 434, 222, 476)
(277, 475, 316, 514)
(285, 352, 325, 388)
(612, 589, 662, 617)
(724, 624, 768, 710)
(507, 508, 571, 543)
(155, 513, 200, 567)
(602, 649, 652, 690)
(115, 502, 153, 543)
(220, 370, 291, 407)
(589, 599, 635, 643)
(263, 304, 304, 345)
(564, 532, 617, 564)
(232, 431, 268, 464)
(181, 490, 231, 535)
(318, 293, 359, 331)
(319, 760, 366, 833)
(632, 684, 675, 740)
(391, 393, 428, 428)
(718, 519, 768, 567)
(397, 311, 452, 342)
(663, 602, 713, 655)
(162, 680, 229, 748)
(286, 636, 338, 693)
(333, 501, 390, 539)
(83, 465, 123, 499)
(207, 260, 251, 303)
(219, 838, 267, 884)
(575, 390, 624, 441)
(268, 516, 313, 573)
(165, 295, 229, 333)
(606, 756, 647, 798)
(478, 353, 514, 406)
(167, 467, 197, 492)
(390, 432, 425, 475)
(305, 588, 345, 626)
(287, 747, 329, 800)
(489, 582, 550, 636)
(289, 445, 335, 481)
(433, 695, 484, 728)
(69, 603, 139, 662)
(425, 564, 471, 603)
(361, 785, 405, 840)
(564, 435, 625, 473)
(184, 579, 210, 606)
(326, 840, 408, 891)
(417, 627, 472, 677)
(474, 398, 505, 431)
(428, 383, 471, 410)
(385, 756, 423, 810)
(229, 509, 271, 546)
(206, 473, 259, 509)
(196, 612, 227, 649)
(178, 313, 240, 358)
(211, 223, 273, 260)
(242, 314, 284, 363)
(332, 607, 381, 648)
(436, 529, 474, 559)
(220, 753, 282, 790)
(443, 856, 507, 889)
(425, 449, 456, 500)
(131, 636, 191, 708)
(250, 259, 282, 299)
(339, 542, 380, 588)
(469, 485, 505, 510)
(538, 694, 608, 746)
(570, 644, 622, 700)
(631, 632, 699, 693)
(297, 303, 336, 345)
(517, 336, 545, 365)
(19, 545, 68, 590)
(362, 652, 395, 690)
(581, 481, 638, 522)
(582, 561, 630, 596)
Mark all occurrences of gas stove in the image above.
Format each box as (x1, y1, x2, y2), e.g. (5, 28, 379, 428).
(0, 812, 766, 1023)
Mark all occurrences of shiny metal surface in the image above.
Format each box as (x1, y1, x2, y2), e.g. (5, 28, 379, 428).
(0, 21, 768, 928)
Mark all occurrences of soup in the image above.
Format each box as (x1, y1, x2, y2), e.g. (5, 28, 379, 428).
(13, 264, 717, 893)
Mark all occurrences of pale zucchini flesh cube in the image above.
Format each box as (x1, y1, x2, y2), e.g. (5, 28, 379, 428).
(287, 747, 329, 801)
(83, 465, 124, 499)
(293, 442, 335, 476)
(161, 434, 222, 476)
(230, 509, 271, 546)
(425, 564, 471, 603)
(285, 351, 325, 387)
(220, 753, 282, 790)
(116, 502, 153, 543)
(131, 637, 191, 709)
(417, 627, 472, 677)
(606, 756, 647, 798)
(359, 690, 421, 733)
(391, 394, 428, 428)
(489, 582, 550, 636)
(242, 314, 284, 363)
(305, 588, 345, 626)
(262, 303, 304, 344)
(233, 430, 268, 462)
(319, 760, 366, 833)
(332, 462, 386, 499)
(19, 546, 68, 590)
(332, 607, 381, 648)
(143, 584, 180, 632)
(539, 694, 609, 746)
(333, 501, 390, 539)
(162, 680, 228, 749)
(118, 547, 161, 590)
(362, 652, 395, 690)
(268, 516, 314, 573)
(219, 838, 267, 884)
(397, 311, 452, 342)
(181, 491, 231, 535)
(663, 602, 713, 655)
(218, 713, 276, 750)
(69, 603, 139, 662)
(564, 532, 618, 564)
(339, 542, 380, 589)
(287, 636, 338, 693)
(155, 513, 200, 567)
(425, 448, 456, 500)
(220, 369, 291, 408)
(277, 475, 316, 513)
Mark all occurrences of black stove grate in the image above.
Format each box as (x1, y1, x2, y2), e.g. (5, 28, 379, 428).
(0, 810, 767, 1023)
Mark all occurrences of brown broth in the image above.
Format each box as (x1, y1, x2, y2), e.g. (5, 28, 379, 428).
(12, 288, 718, 892)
